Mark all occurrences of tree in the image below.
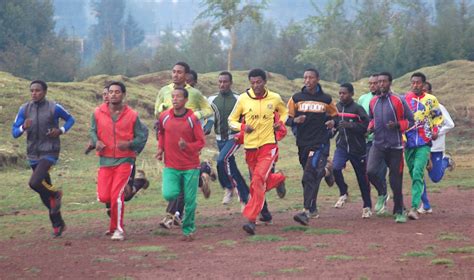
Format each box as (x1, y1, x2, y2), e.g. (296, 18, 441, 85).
(197, 0, 267, 71)
(0, 0, 80, 81)
(232, 19, 278, 70)
(124, 12, 145, 50)
(89, 0, 126, 54)
(91, 39, 124, 75)
(181, 22, 225, 73)
(151, 26, 186, 72)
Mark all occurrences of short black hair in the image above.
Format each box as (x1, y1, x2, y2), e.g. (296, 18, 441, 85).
(30, 80, 48, 91)
(219, 71, 233, 82)
(424, 81, 432, 91)
(304, 68, 320, 78)
(340, 82, 354, 94)
(188, 70, 198, 82)
(248, 68, 266, 81)
(175, 62, 190, 73)
(370, 73, 379, 77)
(174, 87, 189, 98)
(108, 81, 126, 93)
(411, 72, 426, 83)
(378, 71, 392, 82)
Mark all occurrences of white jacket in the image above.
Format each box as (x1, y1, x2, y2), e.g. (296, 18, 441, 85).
(431, 104, 455, 152)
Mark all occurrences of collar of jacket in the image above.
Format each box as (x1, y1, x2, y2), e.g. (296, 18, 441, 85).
(406, 91, 426, 99)
(246, 88, 268, 100)
(301, 84, 323, 95)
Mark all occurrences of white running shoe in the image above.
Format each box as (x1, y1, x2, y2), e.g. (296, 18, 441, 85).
(334, 194, 348, 208)
(417, 205, 433, 214)
(362, 207, 372, 219)
(111, 230, 124, 241)
(222, 188, 234, 205)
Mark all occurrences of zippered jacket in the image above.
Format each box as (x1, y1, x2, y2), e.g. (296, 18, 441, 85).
(403, 91, 443, 149)
(208, 91, 239, 141)
(12, 98, 75, 161)
(335, 100, 369, 156)
(228, 88, 288, 149)
(158, 108, 205, 170)
(286, 85, 338, 147)
(154, 83, 212, 120)
(368, 92, 414, 150)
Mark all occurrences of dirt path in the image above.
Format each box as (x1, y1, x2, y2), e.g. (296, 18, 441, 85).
(1, 187, 473, 279)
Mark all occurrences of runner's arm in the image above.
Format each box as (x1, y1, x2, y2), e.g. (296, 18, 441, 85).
(12, 106, 26, 138)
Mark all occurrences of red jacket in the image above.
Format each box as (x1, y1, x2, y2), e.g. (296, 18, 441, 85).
(94, 103, 138, 158)
(158, 108, 205, 170)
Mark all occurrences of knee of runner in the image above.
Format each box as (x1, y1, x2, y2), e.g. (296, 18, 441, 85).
(97, 193, 110, 203)
(28, 178, 43, 191)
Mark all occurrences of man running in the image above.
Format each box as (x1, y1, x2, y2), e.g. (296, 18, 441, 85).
(228, 69, 287, 235)
(367, 72, 414, 223)
(333, 83, 372, 218)
(286, 68, 338, 226)
(90, 81, 148, 240)
(403, 73, 443, 220)
(157, 87, 206, 241)
(12, 80, 75, 237)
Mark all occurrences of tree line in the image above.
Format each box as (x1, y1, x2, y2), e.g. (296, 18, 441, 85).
(1, 0, 473, 82)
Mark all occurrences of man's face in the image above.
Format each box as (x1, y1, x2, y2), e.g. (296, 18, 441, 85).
(303, 71, 319, 92)
(368, 76, 379, 94)
(377, 75, 391, 94)
(172, 89, 187, 110)
(339, 87, 353, 104)
(218, 75, 232, 93)
(172, 65, 187, 86)
(108, 85, 125, 105)
(102, 88, 109, 103)
(249, 76, 266, 96)
(186, 73, 196, 87)
(411, 76, 424, 95)
(30, 83, 46, 102)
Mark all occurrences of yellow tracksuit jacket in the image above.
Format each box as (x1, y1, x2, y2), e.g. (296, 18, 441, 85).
(228, 88, 288, 149)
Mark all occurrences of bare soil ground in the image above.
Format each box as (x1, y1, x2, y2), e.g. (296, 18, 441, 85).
(1, 187, 473, 280)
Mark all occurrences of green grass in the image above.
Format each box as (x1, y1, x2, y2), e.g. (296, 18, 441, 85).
(92, 257, 116, 263)
(403, 250, 436, 258)
(278, 267, 304, 273)
(325, 255, 354, 261)
(437, 232, 469, 241)
(247, 235, 286, 242)
(281, 225, 308, 232)
(279, 245, 309, 252)
(111, 276, 134, 280)
(368, 243, 382, 249)
(431, 258, 454, 266)
(131, 245, 166, 252)
(446, 246, 474, 254)
(252, 271, 268, 277)
(217, 240, 237, 247)
(305, 228, 347, 235)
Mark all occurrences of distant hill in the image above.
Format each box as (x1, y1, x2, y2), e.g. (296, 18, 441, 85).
(1, 60, 472, 168)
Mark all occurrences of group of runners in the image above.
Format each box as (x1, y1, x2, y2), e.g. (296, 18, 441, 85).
(12, 62, 455, 241)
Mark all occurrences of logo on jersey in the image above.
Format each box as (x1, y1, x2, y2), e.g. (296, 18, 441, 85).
(298, 101, 326, 113)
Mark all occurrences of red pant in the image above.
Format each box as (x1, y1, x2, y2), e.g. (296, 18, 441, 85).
(243, 144, 285, 222)
(97, 163, 132, 233)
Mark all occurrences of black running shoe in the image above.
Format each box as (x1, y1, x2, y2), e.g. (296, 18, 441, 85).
(293, 211, 309, 226)
(242, 222, 256, 235)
